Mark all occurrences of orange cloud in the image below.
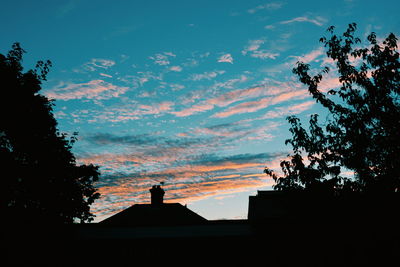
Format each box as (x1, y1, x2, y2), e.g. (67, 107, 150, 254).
(86, 152, 284, 222)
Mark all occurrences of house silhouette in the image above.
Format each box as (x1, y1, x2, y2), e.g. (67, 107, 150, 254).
(100, 185, 207, 227)
(6, 186, 399, 266)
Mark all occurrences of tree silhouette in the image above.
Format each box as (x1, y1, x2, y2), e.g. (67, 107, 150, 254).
(265, 23, 400, 194)
(0, 43, 100, 224)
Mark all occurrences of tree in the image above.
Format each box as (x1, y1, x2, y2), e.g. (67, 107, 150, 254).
(0, 43, 100, 224)
(265, 23, 400, 194)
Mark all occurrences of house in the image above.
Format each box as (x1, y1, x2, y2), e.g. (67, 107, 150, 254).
(7, 186, 397, 266)
(100, 185, 207, 227)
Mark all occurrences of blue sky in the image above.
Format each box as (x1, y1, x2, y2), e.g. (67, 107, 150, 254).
(1, 0, 399, 221)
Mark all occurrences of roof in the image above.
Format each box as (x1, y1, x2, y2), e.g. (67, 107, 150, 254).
(100, 203, 207, 227)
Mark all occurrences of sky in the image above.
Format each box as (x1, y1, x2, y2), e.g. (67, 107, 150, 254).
(1, 0, 399, 222)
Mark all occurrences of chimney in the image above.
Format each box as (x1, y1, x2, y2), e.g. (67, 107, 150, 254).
(150, 185, 165, 205)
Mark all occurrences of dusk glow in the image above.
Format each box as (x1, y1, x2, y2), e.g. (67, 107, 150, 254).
(2, 0, 398, 222)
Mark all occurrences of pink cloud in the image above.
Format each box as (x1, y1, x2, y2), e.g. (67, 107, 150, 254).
(293, 48, 324, 63)
(318, 76, 341, 92)
(99, 73, 113, 78)
(261, 100, 315, 119)
(171, 86, 266, 117)
(169, 66, 182, 72)
(172, 81, 303, 117)
(72, 100, 175, 123)
(46, 80, 129, 100)
(213, 98, 271, 118)
(171, 102, 215, 117)
(213, 89, 308, 118)
(218, 53, 234, 64)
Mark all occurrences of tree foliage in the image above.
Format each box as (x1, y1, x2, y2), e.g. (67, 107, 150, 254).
(0, 43, 100, 223)
(265, 23, 400, 194)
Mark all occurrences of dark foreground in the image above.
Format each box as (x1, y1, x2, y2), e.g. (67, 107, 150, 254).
(4, 193, 400, 266)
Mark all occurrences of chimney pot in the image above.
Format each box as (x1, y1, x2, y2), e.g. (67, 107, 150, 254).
(150, 185, 165, 205)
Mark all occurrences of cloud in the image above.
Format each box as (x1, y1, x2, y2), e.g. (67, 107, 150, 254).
(218, 54, 234, 64)
(164, 52, 176, 57)
(247, 2, 284, 14)
(280, 16, 327, 27)
(85, 151, 284, 221)
(119, 71, 163, 88)
(292, 47, 324, 63)
(242, 39, 265, 55)
(95, 101, 174, 122)
(213, 98, 271, 118)
(211, 75, 248, 90)
(169, 83, 185, 91)
(56, 0, 77, 18)
(65, 99, 176, 123)
(212, 89, 308, 118)
(81, 120, 281, 175)
(171, 102, 215, 117)
(99, 73, 113, 78)
(149, 52, 176, 66)
(83, 58, 116, 71)
(172, 80, 302, 117)
(92, 175, 274, 221)
(250, 51, 279, 59)
(189, 70, 226, 81)
(260, 100, 315, 119)
(169, 65, 183, 72)
(171, 85, 266, 117)
(46, 80, 129, 100)
(242, 39, 279, 60)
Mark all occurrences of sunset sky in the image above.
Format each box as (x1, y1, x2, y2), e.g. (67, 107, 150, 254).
(1, 0, 398, 222)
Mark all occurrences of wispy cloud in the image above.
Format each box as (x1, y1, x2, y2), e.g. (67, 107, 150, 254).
(247, 2, 284, 14)
(291, 47, 324, 63)
(88, 101, 174, 123)
(119, 71, 163, 88)
(189, 70, 226, 81)
(56, 0, 78, 18)
(260, 100, 315, 119)
(242, 39, 279, 60)
(212, 89, 308, 118)
(99, 73, 113, 78)
(172, 85, 267, 117)
(242, 39, 265, 55)
(82, 58, 116, 72)
(218, 53, 234, 64)
(211, 75, 248, 90)
(250, 50, 279, 59)
(149, 52, 176, 66)
(280, 16, 327, 27)
(46, 80, 129, 101)
(173, 80, 303, 117)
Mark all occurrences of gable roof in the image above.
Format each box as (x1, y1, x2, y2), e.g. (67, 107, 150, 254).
(100, 203, 207, 227)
